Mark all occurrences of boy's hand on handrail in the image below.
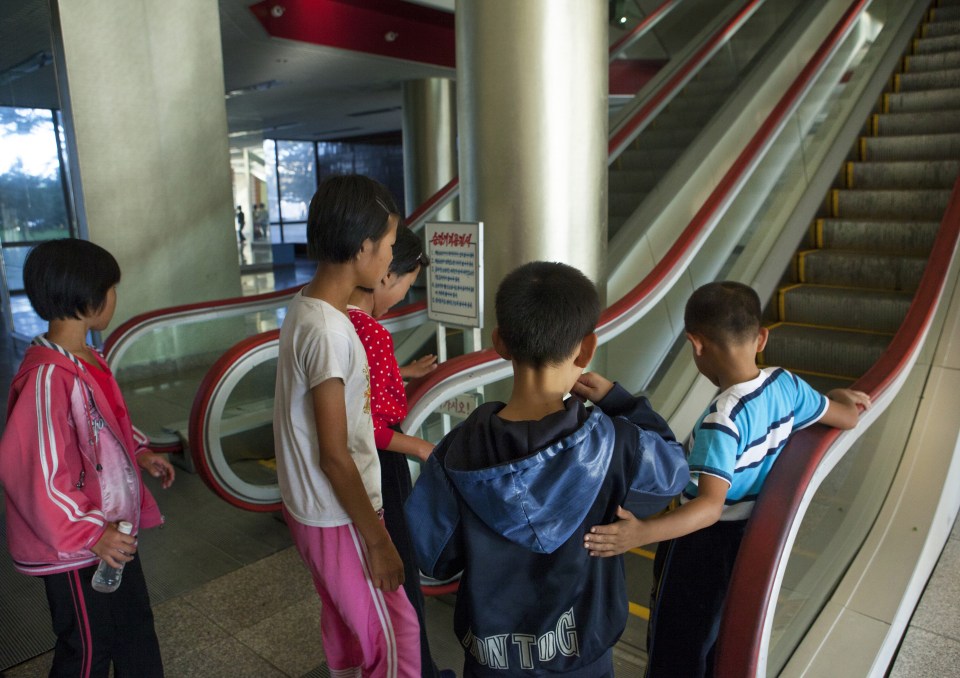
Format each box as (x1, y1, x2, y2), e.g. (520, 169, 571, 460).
(583, 506, 646, 557)
(92, 522, 137, 569)
(571, 372, 615, 404)
(826, 388, 872, 411)
(821, 388, 872, 430)
(400, 354, 438, 379)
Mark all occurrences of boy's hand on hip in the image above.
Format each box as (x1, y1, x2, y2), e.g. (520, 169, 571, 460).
(583, 506, 646, 557)
(368, 540, 405, 592)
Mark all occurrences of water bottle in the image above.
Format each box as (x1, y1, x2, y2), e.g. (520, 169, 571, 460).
(91, 521, 133, 593)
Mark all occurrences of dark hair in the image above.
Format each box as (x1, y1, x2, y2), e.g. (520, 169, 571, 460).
(684, 281, 762, 346)
(24, 239, 121, 321)
(389, 227, 429, 276)
(306, 174, 400, 263)
(495, 261, 600, 367)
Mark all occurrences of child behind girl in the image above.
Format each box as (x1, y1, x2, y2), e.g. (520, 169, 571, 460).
(273, 174, 420, 676)
(348, 227, 448, 678)
(0, 238, 175, 677)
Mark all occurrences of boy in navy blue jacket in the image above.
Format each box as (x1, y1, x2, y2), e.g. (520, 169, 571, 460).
(406, 261, 688, 677)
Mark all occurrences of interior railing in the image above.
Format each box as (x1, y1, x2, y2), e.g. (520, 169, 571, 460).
(188, 0, 878, 512)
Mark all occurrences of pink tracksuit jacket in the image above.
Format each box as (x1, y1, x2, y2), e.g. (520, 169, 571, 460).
(0, 339, 163, 576)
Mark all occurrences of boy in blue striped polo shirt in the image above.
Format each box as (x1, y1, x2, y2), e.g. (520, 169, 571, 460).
(582, 281, 872, 677)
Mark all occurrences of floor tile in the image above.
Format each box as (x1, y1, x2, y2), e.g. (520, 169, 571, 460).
(162, 636, 289, 678)
(908, 538, 960, 641)
(152, 597, 231, 664)
(234, 597, 324, 676)
(889, 626, 960, 678)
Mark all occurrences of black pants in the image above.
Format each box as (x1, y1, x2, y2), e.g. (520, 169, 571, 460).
(379, 447, 441, 678)
(42, 554, 163, 678)
(645, 520, 747, 678)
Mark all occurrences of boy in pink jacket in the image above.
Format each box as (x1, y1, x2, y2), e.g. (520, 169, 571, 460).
(0, 239, 174, 677)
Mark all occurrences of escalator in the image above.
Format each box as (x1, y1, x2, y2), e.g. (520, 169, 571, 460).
(764, 6, 960, 392)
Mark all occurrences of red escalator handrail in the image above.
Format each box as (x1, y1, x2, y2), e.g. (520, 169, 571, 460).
(609, 0, 682, 61)
(714, 175, 960, 676)
(405, 176, 460, 230)
(188, 328, 283, 512)
(407, 0, 872, 422)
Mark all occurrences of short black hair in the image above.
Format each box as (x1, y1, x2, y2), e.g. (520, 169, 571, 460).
(495, 261, 600, 367)
(24, 239, 121, 321)
(306, 174, 400, 263)
(389, 227, 429, 276)
(684, 281, 761, 346)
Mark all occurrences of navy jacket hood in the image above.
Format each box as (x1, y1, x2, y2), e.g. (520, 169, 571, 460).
(443, 398, 613, 554)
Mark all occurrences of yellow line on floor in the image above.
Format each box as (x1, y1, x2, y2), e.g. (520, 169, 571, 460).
(629, 602, 651, 620)
(629, 547, 656, 560)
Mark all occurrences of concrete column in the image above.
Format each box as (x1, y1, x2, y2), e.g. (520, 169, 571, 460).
(402, 78, 457, 219)
(50, 0, 241, 329)
(457, 0, 608, 335)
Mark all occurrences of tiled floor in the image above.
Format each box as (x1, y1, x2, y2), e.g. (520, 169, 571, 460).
(889, 517, 960, 677)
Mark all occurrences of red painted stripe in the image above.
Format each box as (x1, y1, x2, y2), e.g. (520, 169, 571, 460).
(250, 0, 455, 69)
(421, 580, 460, 597)
(714, 176, 960, 673)
(68, 569, 93, 678)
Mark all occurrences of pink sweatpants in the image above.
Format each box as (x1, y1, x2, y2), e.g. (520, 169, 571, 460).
(284, 508, 421, 678)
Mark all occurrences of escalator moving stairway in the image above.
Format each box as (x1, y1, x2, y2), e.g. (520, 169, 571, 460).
(761, 0, 960, 391)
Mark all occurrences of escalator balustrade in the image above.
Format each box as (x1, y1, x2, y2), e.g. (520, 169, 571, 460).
(761, 1, 960, 391)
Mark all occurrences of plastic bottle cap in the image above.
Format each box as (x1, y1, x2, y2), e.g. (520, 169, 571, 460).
(117, 521, 133, 535)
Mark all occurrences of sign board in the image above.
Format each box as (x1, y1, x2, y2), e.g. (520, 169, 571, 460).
(435, 393, 480, 421)
(425, 221, 483, 328)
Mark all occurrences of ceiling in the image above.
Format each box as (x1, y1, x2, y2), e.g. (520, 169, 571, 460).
(0, 0, 456, 148)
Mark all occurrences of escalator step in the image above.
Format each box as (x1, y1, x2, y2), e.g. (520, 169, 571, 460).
(609, 169, 663, 193)
(921, 19, 960, 39)
(762, 323, 891, 379)
(609, 190, 649, 217)
(778, 285, 912, 333)
(871, 110, 960, 135)
(845, 160, 960, 189)
(894, 67, 960, 92)
(884, 88, 960, 112)
(618, 147, 681, 170)
(815, 218, 939, 255)
(797, 250, 926, 292)
(830, 188, 951, 220)
(912, 34, 960, 55)
(904, 51, 960, 73)
(860, 132, 960, 161)
(930, 6, 960, 22)
(633, 127, 700, 151)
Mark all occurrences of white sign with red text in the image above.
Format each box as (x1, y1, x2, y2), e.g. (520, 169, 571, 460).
(425, 221, 484, 328)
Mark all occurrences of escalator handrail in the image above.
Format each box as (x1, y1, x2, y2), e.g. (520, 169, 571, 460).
(186, 299, 427, 511)
(403, 0, 872, 435)
(189, 328, 282, 511)
(714, 175, 960, 676)
(609, 0, 683, 61)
